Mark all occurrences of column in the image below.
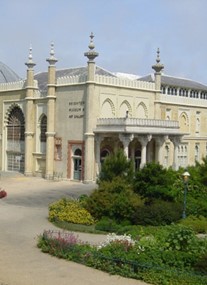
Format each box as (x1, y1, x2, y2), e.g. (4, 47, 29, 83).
(170, 136, 182, 170)
(95, 134, 103, 177)
(45, 43, 58, 179)
(139, 135, 152, 168)
(119, 134, 134, 158)
(84, 33, 99, 183)
(155, 135, 168, 164)
(24, 47, 36, 176)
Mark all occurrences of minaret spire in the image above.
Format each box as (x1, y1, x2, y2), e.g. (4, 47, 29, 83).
(46, 42, 58, 65)
(84, 32, 99, 62)
(25, 45, 36, 69)
(152, 48, 164, 73)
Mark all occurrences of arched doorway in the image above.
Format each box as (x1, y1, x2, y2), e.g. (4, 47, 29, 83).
(7, 106, 25, 172)
(135, 149, 141, 170)
(73, 148, 82, 180)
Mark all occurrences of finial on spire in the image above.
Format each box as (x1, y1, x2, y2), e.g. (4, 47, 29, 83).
(84, 32, 99, 62)
(46, 42, 58, 65)
(152, 48, 164, 73)
(156, 48, 160, 63)
(88, 32, 95, 50)
(25, 45, 36, 69)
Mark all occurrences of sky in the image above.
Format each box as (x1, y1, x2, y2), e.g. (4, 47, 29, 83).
(0, 0, 207, 84)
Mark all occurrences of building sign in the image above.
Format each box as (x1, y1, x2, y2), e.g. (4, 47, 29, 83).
(68, 101, 84, 119)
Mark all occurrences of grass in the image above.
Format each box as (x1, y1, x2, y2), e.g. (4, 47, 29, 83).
(51, 219, 106, 234)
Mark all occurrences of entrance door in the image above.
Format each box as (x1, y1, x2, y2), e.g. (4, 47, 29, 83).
(73, 148, 82, 180)
(74, 158, 81, 180)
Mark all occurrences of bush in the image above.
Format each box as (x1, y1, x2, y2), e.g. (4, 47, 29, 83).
(179, 215, 207, 233)
(98, 149, 134, 183)
(49, 198, 95, 225)
(164, 226, 197, 252)
(85, 177, 143, 222)
(194, 253, 207, 274)
(133, 163, 177, 201)
(95, 217, 121, 232)
(132, 200, 183, 226)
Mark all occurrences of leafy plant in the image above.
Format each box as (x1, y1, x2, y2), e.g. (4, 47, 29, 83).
(133, 163, 177, 201)
(132, 200, 183, 226)
(85, 177, 142, 222)
(98, 149, 134, 183)
(179, 215, 207, 233)
(49, 198, 95, 225)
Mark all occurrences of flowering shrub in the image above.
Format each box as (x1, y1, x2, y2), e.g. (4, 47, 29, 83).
(97, 233, 135, 249)
(49, 198, 95, 225)
(0, 189, 7, 199)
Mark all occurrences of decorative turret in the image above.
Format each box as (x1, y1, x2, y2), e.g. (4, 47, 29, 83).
(152, 48, 164, 91)
(46, 42, 58, 66)
(25, 46, 36, 69)
(84, 32, 99, 62)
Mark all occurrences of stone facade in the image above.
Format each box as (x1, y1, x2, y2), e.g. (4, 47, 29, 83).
(0, 34, 207, 183)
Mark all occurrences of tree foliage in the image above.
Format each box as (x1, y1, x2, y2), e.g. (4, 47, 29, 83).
(98, 149, 134, 184)
(85, 176, 142, 222)
(133, 162, 177, 202)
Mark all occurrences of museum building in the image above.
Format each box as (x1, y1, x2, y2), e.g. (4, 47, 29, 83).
(0, 33, 207, 183)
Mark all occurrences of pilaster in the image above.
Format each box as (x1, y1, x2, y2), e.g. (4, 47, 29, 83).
(84, 33, 99, 183)
(45, 43, 58, 179)
(24, 47, 36, 176)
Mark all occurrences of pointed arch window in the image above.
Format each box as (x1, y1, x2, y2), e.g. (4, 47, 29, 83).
(7, 107, 25, 142)
(7, 106, 25, 172)
(40, 115, 47, 142)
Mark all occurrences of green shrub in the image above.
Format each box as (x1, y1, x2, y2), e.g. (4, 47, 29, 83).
(49, 198, 95, 225)
(179, 215, 207, 233)
(85, 177, 143, 222)
(133, 163, 177, 201)
(194, 253, 207, 274)
(132, 200, 183, 226)
(164, 226, 197, 252)
(95, 217, 121, 232)
(98, 149, 134, 183)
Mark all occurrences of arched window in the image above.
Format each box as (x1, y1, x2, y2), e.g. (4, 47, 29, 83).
(7, 106, 25, 142)
(195, 144, 200, 162)
(40, 115, 47, 142)
(74, 148, 82, 156)
(7, 106, 25, 172)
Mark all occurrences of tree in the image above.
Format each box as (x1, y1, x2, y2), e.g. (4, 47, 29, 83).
(133, 162, 177, 202)
(98, 149, 134, 184)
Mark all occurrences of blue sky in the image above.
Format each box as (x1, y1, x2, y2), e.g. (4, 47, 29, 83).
(0, 0, 207, 84)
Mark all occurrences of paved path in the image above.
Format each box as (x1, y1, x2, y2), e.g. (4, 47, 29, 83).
(0, 174, 149, 285)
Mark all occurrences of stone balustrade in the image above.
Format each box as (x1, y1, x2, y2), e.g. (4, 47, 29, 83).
(97, 117, 179, 129)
